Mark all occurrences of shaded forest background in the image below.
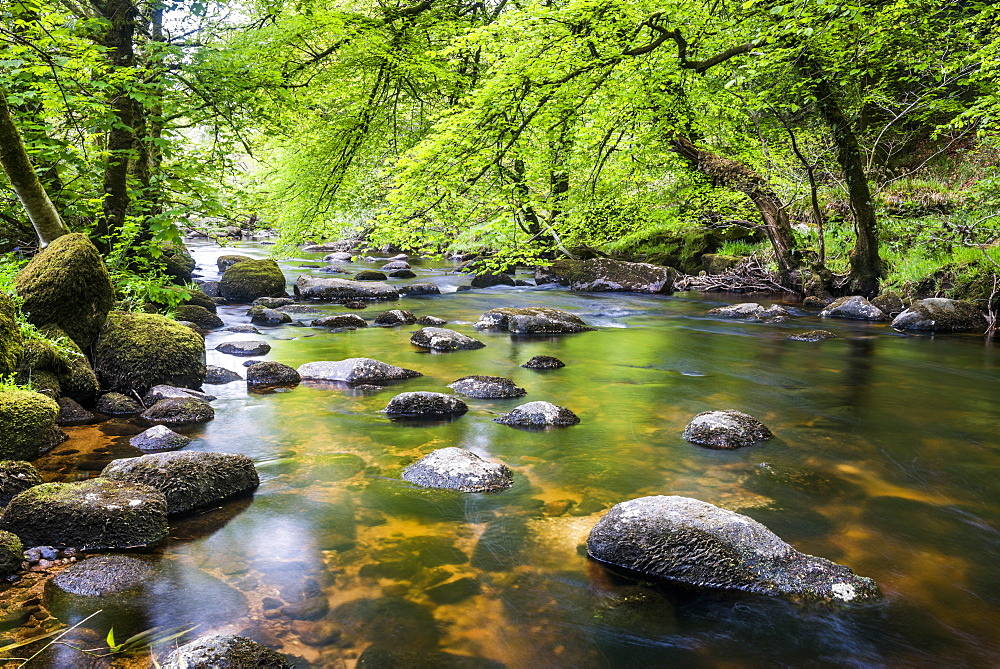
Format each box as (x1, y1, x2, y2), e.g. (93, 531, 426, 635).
(1, 0, 999, 305)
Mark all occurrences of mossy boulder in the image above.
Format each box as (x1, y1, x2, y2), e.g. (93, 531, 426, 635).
(160, 244, 196, 283)
(702, 253, 742, 274)
(219, 259, 286, 303)
(102, 452, 259, 515)
(0, 390, 64, 460)
(0, 460, 43, 506)
(162, 635, 291, 669)
(0, 530, 22, 577)
(891, 298, 986, 333)
(140, 397, 214, 425)
(536, 258, 679, 294)
(174, 304, 224, 329)
(0, 292, 23, 378)
(217, 254, 253, 272)
(0, 478, 168, 550)
(93, 312, 206, 396)
(182, 289, 218, 314)
(40, 326, 98, 401)
(14, 233, 114, 348)
(96, 392, 142, 415)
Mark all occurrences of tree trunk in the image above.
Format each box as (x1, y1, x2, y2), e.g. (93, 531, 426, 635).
(0, 87, 70, 246)
(94, 0, 138, 253)
(809, 70, 884, 296)
(669, 135, 798, 279)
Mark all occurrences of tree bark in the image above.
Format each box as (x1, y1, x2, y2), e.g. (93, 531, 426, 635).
(809, 70, 884, 296)
(94, 0, 138, 253)
(0, 87, 70, 246)
(668, 135, 798, 279)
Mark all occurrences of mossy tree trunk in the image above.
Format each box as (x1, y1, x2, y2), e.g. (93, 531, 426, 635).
(0, 86, 71, 247)
(669, 135, 798, 279)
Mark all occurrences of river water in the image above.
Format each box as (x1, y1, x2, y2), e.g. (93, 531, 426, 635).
(25, 241, 1000, 667)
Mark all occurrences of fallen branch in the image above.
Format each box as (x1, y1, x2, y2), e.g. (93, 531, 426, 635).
(674, 256, 796, 294)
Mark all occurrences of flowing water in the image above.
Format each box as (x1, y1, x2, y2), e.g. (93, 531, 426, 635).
(16, 241, 1000, 667)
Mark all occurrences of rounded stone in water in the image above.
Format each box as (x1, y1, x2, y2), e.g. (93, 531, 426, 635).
(246, 361, 301, 388)
(402, 447, 514, 493)
(522, 355, 565, 369)
(216, 340, 271, 357)
(409, 327, 485, 351)
(682, 410, 771, 449)
(384, 392, 468, 417)
(494, 400, 579, 426)
(448, 375, 527, 399)
(587, 495, 881, 603)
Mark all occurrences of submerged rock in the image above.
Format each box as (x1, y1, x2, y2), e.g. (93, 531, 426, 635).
(682, 410, 772, 449)
(216, 340, 271, 357)
(494, 401, 579, 427)
(102, 451, 259, 515)
(0, 390, 63, 459)
(205, 365, 243, 384)
(129, 425, 191, 453)
(294, 276, 399, 301)
(0, 461, 43, 506)
(448, 376, 526, 399)
(536, 258, 678, 294)
(475, 307, 593, 334)
(96, 392, 141, 415)
(521, 355, 565, 369)
(400, 283, 441, 296)
(311, 314, 368, 329)
(14, 233, 114, 348)
(373, 309, 416, 326)
(94, 312, 206, 396)
(891, 298, 986, 332)
(219, 259, 286, 303)
(246, 361, 301, 388)
(820, 296, 888, 321)
(410, 327, 485, 351)
(161, 635, 290, 669)
(786, 330, 839, 342)
(402, 447, 513, 493)
(587, 495, 881, 603)
(0, 478, 168, 550)
(384, 392, 468, 417)
(141, 398, 214, 425)
(298, 357, 421, 384)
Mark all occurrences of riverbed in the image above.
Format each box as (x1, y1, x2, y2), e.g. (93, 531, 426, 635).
(24, 241, 1000, 667)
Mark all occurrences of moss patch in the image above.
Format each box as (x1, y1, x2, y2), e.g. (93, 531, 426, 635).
(93, 312, 206, 395)
(0, 530, 22, 577)
(182, 290, 217, 314)
(0, 390, 63, 460)
(14, 233, 114, 348)
(219, 259, 286, 303)
(174, 305, 224, 329)
(161, 244, 196, 284)
(0, 292, 23, 378)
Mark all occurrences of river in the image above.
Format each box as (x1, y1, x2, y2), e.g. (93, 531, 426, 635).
(28, 241, 1000, 667)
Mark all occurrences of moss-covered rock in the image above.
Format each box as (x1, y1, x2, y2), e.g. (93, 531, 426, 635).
(219, 259, 285, 303)
(182, 289, 218, 314)
(217, 254, 253, 272)
(161, 244, 196, 284)
(702, 253, 742, 274)
(22, 325, 99, 402)
(174, 304, 224, 329)
(0, 292, 23, 378)
(909, 259, 1000, 312)
(0, 460, 43, 506)
(536, 258, 678, 294)
(14, 233, 114, 348)
(93, 312, 206, 396)
(891, 298, 986, 332)
(162, 635, 291, 669)
(0, 530, 22, 576)
(0, 478, 168, 550)
(140, 397, 214, 425)
(0, 390, 64, 459)
(96, 392, 142, 415)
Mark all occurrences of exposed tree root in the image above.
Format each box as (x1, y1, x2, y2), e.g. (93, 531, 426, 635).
(674, 256, 798, 295)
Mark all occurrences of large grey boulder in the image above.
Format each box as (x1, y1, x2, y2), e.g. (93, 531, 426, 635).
(402, 447, 513, 493)
(216, 340, 271, 357)
(325, 252, 354, 262)
(682, 410, 772, 449)
(475, 307, 593, 334)
(384, 392, 468, 418)
(142, 385, 216, 406)
(162, 635, 290, 669)
(249, 307, 292, 325)
(400, 283, 441, 296)
(381, 260, 411, 270)
(102, 451, 259, 516)
(294, 276, 399, 301)
(536, 258, 678, 294)
(205, 365, 243, 384)
(141, 398, 214, 425)
(891, 298, 986, 332)
(216, 254, 253, 272)
(246, 361, 301, 388)
(129, 425, 191, 452)
(298, 358, 421, 384)
(219, 259, 286, 303)
(820, 296, 888, 321)
(373, 309, 416, 326)
(587, 496, 881, 603)
(494, 401, 579, 427)
(448, 376, 526, 399)
(410, 327, 485, 351)
(707, 303, 789, 321)
(0, 478, 168, 550)
(311, 314, 367, 329)
(470, 272, 515, 288)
